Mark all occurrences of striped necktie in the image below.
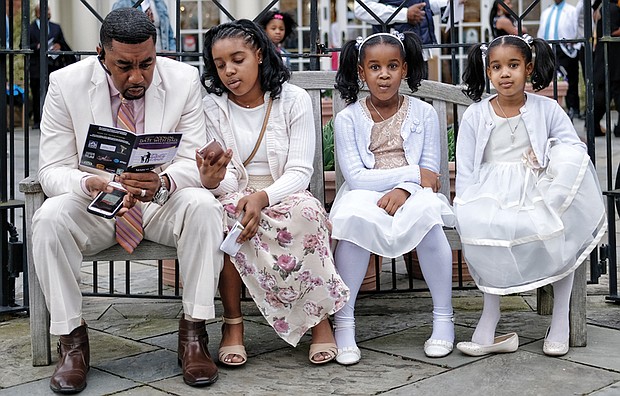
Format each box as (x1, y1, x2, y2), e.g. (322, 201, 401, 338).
(115, 98, 144, 253)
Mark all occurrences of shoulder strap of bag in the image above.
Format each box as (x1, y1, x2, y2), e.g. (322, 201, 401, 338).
(243, 97, 273, 167)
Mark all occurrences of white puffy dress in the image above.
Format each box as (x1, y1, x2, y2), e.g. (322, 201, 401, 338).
(330, 97, 455, 258)
(454, 109, 606, 295)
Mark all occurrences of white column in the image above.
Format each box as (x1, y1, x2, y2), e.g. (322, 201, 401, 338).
(319, 0, 330, 71)
(229, 0, 272, 21)
(52, 0, 109, 52)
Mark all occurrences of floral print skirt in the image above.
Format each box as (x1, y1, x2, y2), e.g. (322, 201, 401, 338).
(219, 188, 349, 346)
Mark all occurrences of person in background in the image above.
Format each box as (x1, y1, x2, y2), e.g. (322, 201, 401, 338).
(592, 0, 620, 136)
(489, 0, 526, 38)
(354, 0, 445, 78)
(28, 3, 75, 129)
(199, 19, 349, 367)
(113, 0, 176, 52)
(32, 8, 222, 393)
(330, 6, 342, 71)
(257, 9, 297, 69)
(538, 0, 582, 121)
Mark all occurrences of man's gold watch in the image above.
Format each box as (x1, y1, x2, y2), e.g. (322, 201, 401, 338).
(152, 174, 169, 205)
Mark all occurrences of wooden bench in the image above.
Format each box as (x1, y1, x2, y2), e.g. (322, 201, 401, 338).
(19, 70, 588, 366)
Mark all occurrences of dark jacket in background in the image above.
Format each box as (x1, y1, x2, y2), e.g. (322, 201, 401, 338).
(371, 0, 437, 45)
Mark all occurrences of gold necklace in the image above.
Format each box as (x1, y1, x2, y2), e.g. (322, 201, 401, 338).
(495, 97, 523, 145)
(368, 95, 401, 122)
(231, 94, 264, 108)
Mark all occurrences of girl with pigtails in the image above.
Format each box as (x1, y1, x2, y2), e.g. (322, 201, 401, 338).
(455, 35, 606, 357)
(329, 31, 457, 365)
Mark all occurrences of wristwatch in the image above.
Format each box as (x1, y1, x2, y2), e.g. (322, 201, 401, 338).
(152, 174, 170, 205)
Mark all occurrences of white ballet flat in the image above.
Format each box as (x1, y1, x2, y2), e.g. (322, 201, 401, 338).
(336, 346, 361, 366)
(424, 339, 454, 358)
(543, 327, 569, 357)
(456, 332, 519, 357)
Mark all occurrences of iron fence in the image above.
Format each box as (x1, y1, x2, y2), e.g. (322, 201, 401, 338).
(1, 0, 618, 309)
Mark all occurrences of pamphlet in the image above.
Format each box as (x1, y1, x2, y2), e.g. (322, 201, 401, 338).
(80, 124, 182, 175)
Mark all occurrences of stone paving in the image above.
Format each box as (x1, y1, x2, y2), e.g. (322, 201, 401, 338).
(1, 282, 619, 395)
(1, 119, 620, 395)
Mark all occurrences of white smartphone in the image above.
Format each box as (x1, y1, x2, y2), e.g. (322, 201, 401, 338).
(87, 181, 128, 219)
(198, 138, 225, 165)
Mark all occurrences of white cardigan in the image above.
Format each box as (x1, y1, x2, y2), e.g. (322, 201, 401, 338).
(455, 93, 586, 197)
(202, 82, 315, 205)
(334, 95, 441, 195)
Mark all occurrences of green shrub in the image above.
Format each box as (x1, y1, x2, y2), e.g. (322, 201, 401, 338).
(447, 125, 455, 162)
(322, 118, 335, 171)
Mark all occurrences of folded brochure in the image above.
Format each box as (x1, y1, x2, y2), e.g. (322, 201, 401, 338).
(80, 124, 182, 175)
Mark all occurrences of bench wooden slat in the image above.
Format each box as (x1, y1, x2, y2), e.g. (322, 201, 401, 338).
(82, 241, 177, 262)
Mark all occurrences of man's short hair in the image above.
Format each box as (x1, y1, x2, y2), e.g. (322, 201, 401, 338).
(100, 7, 157, 50)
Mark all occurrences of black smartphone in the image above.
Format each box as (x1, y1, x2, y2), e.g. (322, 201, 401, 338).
(87, 182, 128, 219)
(198, 138, 225, 165)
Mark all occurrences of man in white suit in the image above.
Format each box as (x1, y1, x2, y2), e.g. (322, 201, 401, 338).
(32, 8, 223, 393)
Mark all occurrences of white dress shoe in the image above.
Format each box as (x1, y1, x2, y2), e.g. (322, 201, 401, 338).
(456, 332, 519, 357)
(543, 328, 569, 357)
(336, 346, 361, 366)
(424, 339, 454, 358)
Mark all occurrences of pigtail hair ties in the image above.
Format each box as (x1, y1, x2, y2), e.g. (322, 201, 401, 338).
(356, 31, 406, 55)
(355, 36, 364, 50)
(482, 33, 534, 65)
(480, 44, 489, 69)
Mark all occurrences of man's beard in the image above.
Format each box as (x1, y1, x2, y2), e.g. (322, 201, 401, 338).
(122, 87, 146, 100)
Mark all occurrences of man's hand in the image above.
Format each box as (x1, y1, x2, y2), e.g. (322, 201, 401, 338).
(119, 171, 160, 202)
(420, 168, 441, 192)
(85, 175, 114, 198)
(116, 193, 137, 217)
(407, 3, 426, 25)
(196, 148, 232, 189)
(377, 188, 410, 216)
(85, 176, 135, 216)
(145, 8, 155, 22)
(235, 191, 269, 243)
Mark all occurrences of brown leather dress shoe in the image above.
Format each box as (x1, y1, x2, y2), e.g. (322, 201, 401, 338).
(50, 324, 90, 394)
(178, 318, 218, 386)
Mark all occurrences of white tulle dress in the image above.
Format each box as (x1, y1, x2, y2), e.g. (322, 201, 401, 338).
(454, 110, 606, 295)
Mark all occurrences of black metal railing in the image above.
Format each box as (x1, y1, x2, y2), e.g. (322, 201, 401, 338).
(3, 0, 617, 306)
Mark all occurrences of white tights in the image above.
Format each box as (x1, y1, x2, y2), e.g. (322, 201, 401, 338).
(334, 225, 454, 350)
(471, 272, 575, 345)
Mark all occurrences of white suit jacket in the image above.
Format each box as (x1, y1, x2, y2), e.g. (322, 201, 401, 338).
(38, 56, 205, 198)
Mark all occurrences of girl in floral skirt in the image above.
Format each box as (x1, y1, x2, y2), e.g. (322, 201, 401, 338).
(197, 19, 349, 367)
